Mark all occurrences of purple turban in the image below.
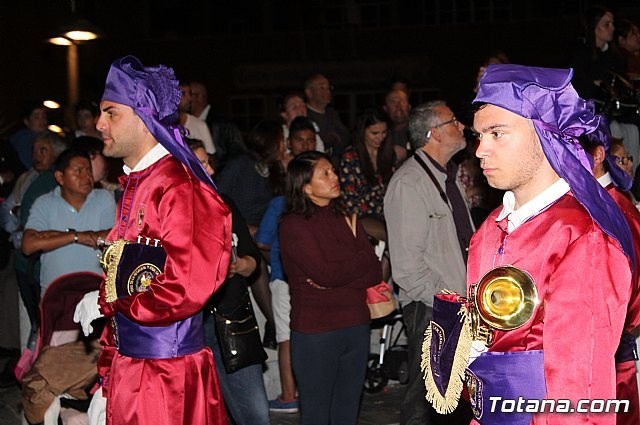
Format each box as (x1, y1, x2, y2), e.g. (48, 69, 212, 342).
(101, 55, 215, 189)
(474, 63, 634, 263)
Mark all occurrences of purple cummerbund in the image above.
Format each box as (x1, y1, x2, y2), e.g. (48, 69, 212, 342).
(615, 330, 639, 363)
(115, 311, 205, 359)
(466, 350, 546, 425)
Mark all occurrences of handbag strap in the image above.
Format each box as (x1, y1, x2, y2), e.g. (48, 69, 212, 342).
(413, 153, 449, 207)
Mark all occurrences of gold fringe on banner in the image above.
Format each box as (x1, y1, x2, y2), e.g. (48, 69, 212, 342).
(102, 240, 128, 303)
(421, 305, 473, 414)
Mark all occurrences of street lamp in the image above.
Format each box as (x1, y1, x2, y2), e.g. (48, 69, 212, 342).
(47, 2, 102, 130)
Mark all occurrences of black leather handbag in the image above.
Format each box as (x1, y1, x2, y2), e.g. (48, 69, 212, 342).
(213, 291, 267, 373)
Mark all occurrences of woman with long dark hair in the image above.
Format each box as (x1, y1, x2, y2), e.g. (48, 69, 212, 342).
(279, 151, 381, 425)
(339, 107, 396, 242)
(569, 5, 626, 102)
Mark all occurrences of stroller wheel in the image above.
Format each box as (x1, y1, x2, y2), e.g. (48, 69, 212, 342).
(363, 354, 388, 393)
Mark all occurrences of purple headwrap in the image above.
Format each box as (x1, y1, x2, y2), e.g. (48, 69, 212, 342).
(474, 63, 634, 263)
(101, 55, 215, 189)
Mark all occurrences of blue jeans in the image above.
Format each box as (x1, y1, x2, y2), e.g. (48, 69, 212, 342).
(291, 325, 370, 425)
(203, 313, 270, 425)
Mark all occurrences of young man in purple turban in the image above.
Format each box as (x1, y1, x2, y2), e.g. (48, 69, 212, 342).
(73, 56, 232, 425)
(466, 64, 633, 424)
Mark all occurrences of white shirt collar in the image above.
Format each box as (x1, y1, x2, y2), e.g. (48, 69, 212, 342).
(123, 144, 170, 175)
(496, 178, 570, 232)
(597, 172, 613, 188)
(198, 104, 211, 120)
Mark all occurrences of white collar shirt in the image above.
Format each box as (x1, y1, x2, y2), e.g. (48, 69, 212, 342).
(123, 144, 170, 175)
(496, 178, 570, 233)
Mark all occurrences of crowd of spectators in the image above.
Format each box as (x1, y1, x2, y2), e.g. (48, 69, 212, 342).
(1, 5, 640, 424)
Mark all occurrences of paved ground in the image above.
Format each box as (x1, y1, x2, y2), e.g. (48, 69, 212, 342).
(0, 353, 403, 425)
(269, 384, 403, 425)
(0, 256, 406, 425)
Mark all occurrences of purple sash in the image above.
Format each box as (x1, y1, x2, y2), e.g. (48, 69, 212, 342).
(466, 350, 546, 425)
(115, 312, 205, 359)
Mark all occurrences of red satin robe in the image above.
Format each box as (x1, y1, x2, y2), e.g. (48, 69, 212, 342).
(606, 184, 640, 425)
(467, 194, 632, 425)
(97, 155, 231, 425)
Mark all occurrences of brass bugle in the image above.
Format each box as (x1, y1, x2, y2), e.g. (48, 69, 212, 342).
(469, 265, 539, 345)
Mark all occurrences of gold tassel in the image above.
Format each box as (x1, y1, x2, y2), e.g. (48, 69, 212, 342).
(103, 240, 127, 303)
(421, 304, 473, 414)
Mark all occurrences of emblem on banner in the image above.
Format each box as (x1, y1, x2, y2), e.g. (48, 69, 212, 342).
(465, 368, 484, 419)
(127, 263, 161, 295)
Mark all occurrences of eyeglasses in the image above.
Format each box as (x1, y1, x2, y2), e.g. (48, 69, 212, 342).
(432, 116, 459, 129)
(613, 155, 634, 165)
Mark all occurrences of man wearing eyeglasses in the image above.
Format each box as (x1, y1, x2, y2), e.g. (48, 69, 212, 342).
(385, 100, 474, 424)
(610, 137, 635, 178)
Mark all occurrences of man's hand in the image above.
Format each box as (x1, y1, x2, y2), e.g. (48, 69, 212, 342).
(306, 278, 330, 290)
(77, 231, 100, 248)
(73, 290, 103, 336)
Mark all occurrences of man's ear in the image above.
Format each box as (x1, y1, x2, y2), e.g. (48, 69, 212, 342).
(54, 170, 64, 186)
(594, 145, 606, 167)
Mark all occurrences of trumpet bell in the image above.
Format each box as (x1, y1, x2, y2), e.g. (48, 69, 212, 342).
(475, 266, 538, 331)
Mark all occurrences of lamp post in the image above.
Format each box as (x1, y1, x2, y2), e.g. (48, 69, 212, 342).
(48, 10, 101, 132)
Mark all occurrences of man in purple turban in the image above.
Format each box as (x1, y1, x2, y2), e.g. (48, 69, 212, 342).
(73, 55, 232, 425)
(465, 64, 633, 424)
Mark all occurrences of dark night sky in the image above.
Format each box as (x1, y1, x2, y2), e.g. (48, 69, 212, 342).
(1, 1, 639, 134)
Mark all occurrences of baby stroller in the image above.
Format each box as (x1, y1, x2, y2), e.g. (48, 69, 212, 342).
(364, 309, 408, 393)
(19, 272, 103, 425)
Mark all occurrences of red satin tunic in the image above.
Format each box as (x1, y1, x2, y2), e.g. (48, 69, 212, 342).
(606, 184, 640, 425)
(467, 194, 632, 425)
(97, 155, 231, 425)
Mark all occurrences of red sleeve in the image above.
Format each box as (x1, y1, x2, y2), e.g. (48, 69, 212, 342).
(609, 188, 640, 330)
(104, 181, 231, 325)
(541, 229, 631, 424)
